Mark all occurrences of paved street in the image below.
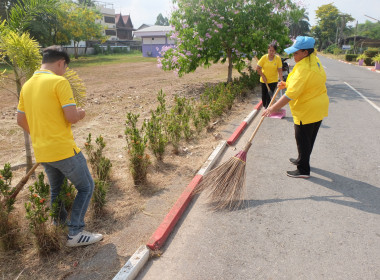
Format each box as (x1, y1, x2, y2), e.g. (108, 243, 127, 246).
(137, 55, 380, 280)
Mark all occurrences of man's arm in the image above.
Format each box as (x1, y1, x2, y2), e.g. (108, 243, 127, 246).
(17, 111, 30, 134)
(63, 105, 85, 124)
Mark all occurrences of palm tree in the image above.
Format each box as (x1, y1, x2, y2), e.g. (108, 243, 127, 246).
(288, 7, 310, 38)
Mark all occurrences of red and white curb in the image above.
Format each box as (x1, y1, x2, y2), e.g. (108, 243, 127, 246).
(113, 245, 150, 280)
(113, 101, 263, 280)
(338, 59, 380, 73)
(227, 101, 262, 145)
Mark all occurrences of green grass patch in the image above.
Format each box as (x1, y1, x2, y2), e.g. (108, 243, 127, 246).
(69, 53, 156, 68)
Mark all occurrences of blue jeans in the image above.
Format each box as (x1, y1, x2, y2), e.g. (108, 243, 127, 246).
(42, 151, 94, 236)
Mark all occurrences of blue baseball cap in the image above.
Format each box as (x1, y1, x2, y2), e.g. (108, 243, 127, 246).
(284, 36, 315, 54)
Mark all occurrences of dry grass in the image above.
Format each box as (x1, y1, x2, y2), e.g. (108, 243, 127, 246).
(0, 58, 260, 279)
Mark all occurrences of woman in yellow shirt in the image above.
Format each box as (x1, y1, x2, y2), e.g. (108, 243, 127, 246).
(262, 36, 329, 178)
(256, 42, 283, 108)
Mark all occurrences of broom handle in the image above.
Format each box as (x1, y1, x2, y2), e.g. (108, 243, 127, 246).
(243, 87, 281, 152)
(265, 82, 271, 92)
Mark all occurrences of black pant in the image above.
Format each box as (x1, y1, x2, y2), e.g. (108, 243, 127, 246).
(261, 82, 277, 108)
(294, 120, 322, 174)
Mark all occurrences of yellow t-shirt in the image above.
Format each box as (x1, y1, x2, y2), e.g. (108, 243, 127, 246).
(17, 70, 80, 162)
(257, 54, 282, 83)
(285, 53, 329, 125)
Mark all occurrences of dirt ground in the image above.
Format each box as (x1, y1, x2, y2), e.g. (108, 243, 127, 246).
(0, 58, 260, 279)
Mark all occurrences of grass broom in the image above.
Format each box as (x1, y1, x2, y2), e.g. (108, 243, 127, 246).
(7, 68, 86, 203)
(194, 87, 281, 210)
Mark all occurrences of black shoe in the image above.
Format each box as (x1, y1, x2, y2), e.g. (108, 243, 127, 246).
(289, 158, 298, 165)
(286, 170, 310, 178)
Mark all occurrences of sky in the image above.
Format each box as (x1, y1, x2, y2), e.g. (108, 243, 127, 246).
(100, 0, 380, 29)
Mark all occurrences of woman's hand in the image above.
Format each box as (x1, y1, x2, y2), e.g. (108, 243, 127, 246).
(262, 106, 273, 117)
(277, 81, 286, 89)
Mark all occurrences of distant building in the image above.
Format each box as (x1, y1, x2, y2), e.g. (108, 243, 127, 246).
(137, 24, 151, 30)
(96, 3, 117, 41)
(116, 13, 135, 40)
(133, 25, 174, 57)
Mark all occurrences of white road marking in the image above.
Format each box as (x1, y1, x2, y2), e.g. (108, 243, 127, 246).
(344, 82, 380, 113)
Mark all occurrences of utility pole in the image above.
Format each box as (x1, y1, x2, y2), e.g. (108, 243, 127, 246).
(353, 20, 358, 54)
(364, 15, 380, 22)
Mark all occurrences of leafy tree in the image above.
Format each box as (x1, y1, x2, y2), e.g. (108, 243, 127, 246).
(0, 22, 42, 171)
(357, 20, 380, 39)
(159, 0, 291, 83)
(287, 3, 310, 38)
(315, 4, 354, 48)
(155, 13, 169, 26)
(57, 2, 105, 59)
(311, 25, 323, 51)
(0, 0, 18, 20)
(7, 0, 65, 47)
(78, 0, 96, 7)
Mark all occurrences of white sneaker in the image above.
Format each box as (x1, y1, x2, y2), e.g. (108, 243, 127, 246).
(66, 230, 103, 247)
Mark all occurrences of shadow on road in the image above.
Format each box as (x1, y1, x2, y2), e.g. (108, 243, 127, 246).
(227, 167, 380, 215)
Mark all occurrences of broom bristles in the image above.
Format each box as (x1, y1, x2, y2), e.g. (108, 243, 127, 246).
(194, 153, 247, 210)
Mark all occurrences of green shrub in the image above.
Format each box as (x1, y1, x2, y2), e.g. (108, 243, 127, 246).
(84, 134, 112, 212)
(125, 113, 150, 185)
(50, 178, 76, 225)
(0, 163, 19, 250)
(364, 48, 379, 66)
(325, 44, 338, 54)
(25, 173, 62, 255)
(345, 54, 358, 62)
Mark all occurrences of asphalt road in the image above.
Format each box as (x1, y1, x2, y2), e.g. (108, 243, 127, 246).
(137, 56, 380, 280)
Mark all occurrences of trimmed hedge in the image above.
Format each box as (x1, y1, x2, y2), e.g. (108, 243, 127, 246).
(364, 48, 379, 66)
(345, 54, 358, 62)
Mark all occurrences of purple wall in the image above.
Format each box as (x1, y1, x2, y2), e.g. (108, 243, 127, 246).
(142, 44, 167, 57)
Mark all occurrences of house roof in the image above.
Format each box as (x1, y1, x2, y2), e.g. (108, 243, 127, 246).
(116, 13, 134, 28)
(134, 25, 174, 37)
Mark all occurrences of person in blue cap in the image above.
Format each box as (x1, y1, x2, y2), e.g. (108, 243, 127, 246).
(261, 36, 329, 178)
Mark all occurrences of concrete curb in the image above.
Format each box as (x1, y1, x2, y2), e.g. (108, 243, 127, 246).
(338, 59, 380, 74)
(227, 101, 262, 145)
(112, 245, 150, 280)
(113, 101, 263, 279)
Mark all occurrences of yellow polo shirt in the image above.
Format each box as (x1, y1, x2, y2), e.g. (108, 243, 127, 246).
(17, 70, 80, 162)
(285, 53, 329, 125)
(257, 54, 282, 83)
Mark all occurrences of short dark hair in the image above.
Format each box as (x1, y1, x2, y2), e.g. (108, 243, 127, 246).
(303, 48, 315, 57)
(268, 43, 278, 51)
(42, 46, 70, 64)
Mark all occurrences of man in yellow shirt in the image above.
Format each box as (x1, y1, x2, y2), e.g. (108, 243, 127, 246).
(17, 46, 103, 247)
(262, 36, 329, 178)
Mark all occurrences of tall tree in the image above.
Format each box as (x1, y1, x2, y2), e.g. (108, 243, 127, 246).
(357, 20, 380, 39)
(155, 13, 169, 26)
(57, 2, 104, 59)
(7, 0, 65, 47)
(78, 0, 95, 7)
(287, 3, 310, 38)
(0, 21, 42, 172)
(0, 0, 18, 20)
(315, 4, 354, 48)
(159, 0, 291, 83)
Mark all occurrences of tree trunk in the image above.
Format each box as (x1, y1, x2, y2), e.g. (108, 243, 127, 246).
(74, 41, 79, 59)
(15, 70, 34, 173)
(227, 50, 233, 83)
(23, 131, 34, 172)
